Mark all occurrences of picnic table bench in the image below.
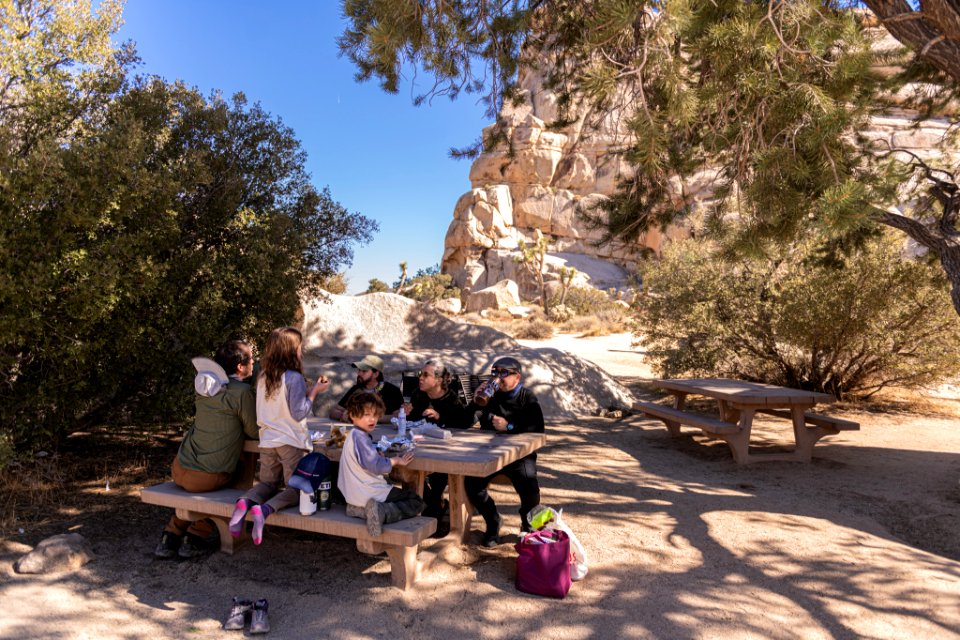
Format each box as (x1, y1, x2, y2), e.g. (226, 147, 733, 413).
(140, 482, 435, 589)
(141, 417, 545, 588)
(633, 378, 859, 464)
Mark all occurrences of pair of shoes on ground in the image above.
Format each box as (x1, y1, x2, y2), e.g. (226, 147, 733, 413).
(154, 531, 219, 559)
(481, 513, 503, 548)
(223, 597, 269, 634)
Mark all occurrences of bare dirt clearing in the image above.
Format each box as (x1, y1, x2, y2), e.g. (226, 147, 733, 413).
(1, 333, 958, 639)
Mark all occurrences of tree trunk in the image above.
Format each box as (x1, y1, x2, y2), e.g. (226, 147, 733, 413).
(864, 1, 960, 83)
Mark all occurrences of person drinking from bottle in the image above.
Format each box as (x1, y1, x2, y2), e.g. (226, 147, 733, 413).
(464, 356, 544, 548)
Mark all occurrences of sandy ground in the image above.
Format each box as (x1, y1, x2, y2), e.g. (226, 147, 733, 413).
(2, 334, 959, 640)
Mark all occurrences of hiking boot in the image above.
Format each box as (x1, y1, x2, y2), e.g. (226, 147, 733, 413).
(222, 597, 252, 631)
(153, 531, 182, 559)
(481, 513, 502, 548)
(364, 498, 385, 537)
(178, 532, 219, 559)
(345, 504, 365, 519)
(249, 599, 270, 634)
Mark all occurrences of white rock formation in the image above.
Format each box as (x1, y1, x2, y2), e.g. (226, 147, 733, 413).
(298, 292, 634, 418)
(441, 30, 958, 302)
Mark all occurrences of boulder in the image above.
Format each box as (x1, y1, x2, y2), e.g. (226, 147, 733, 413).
(14, 533, 94, 574)
(432, 297, 462, 315)
(508, 305, 533, 319)
(465, 279, 521, 313)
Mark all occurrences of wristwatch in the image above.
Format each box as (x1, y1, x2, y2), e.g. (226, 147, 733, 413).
(505, 423, 514, 432)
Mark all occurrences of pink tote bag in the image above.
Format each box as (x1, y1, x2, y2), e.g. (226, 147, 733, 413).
(515, 529, 572, 598)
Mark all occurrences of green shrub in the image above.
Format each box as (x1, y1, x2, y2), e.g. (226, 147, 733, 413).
(366, 278, 390, 293)
(637, 234, 960, 398)
(401, 265, 461, 303)
(0, 81, 375, 453)
(554, 286, 618, 315)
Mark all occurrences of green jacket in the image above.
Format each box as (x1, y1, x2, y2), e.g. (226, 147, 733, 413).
(177, 378, 258, 474)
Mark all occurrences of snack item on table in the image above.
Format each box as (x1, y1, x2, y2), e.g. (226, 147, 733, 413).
(324, 424, 348, 448)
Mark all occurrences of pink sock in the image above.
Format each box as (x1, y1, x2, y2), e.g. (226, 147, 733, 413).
(229, 499, 249, 538)
(251, 505, 266, 545)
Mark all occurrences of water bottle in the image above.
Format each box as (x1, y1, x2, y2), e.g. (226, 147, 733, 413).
(473, 376, 501, 406)
(299, 489, 317, 516)
(317, 475, 332, 511)
(397, 405, 407, 437)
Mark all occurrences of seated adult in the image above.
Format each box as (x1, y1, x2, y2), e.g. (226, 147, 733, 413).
(401, 359, 474, 533)
(464, 356, 544, 547)
(328, 354, 402, 424)
(154, 339, 258, 559)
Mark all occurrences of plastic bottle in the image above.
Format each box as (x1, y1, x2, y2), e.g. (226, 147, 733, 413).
(397, 405, 407, 437)
(299, 489, 317, 516)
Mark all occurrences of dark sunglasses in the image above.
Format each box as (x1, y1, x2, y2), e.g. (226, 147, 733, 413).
(491, 368, 518, 376)
(417, 370, 434, 378)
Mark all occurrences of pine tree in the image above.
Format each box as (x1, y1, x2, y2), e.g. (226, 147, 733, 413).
(338, 0, 960, 316)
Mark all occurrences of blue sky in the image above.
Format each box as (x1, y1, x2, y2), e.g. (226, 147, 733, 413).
(115, 2, 489, 293)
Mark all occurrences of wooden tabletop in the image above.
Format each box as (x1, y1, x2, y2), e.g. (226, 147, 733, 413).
(656, 378, 834, 406)
(245, 417, 546, 478)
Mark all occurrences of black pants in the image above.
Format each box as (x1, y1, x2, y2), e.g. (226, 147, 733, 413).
(423, 472, 449, 518)
(464, 454, 540, 530)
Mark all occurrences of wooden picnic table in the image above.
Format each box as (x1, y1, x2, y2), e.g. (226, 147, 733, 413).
(634, 378, 858, 464)
(244, 417, 546, 543)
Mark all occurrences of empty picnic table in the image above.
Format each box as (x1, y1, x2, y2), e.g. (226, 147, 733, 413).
(633, 378, 858, 464)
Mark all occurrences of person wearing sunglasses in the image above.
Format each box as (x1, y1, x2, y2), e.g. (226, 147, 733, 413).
(464, 356, 544, 548)
(401, 359, 474, 535)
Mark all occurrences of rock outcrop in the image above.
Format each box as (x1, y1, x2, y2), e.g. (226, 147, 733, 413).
(441, 31, 958, 302)
(298, 292, 634, 418)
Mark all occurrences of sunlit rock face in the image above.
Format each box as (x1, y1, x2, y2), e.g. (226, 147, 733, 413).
(441, 29, 958, 302)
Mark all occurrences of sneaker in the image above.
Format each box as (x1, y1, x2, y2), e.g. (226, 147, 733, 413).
(178, 532, 218, 559)
(249, 599, 270, 634)
(153, 531, 183, 559)
(364, 498, 384, 537)
(481, 513, 502, 548)
(222, 597, 252, 631)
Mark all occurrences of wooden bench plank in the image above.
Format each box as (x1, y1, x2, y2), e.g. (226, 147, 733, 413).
(142, 482, 435, 589)
(141, 482, 434, 547)
(632, 401, 741, 435)
(756, 408, 859, 431)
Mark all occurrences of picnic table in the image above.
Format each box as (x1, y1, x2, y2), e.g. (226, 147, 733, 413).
(253, 417, 547, 543)
(633, 378, 858, 464)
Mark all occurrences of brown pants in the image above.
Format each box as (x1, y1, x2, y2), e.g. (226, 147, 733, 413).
(241, 444, 307, 512)
(163, 457, 233, 538)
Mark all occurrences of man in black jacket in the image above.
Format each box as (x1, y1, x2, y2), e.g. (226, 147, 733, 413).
(465, 356, 544, 547)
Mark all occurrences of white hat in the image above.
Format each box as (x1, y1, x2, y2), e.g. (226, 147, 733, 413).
(351, 354, 384, 371)
(192, 357, 228, 396)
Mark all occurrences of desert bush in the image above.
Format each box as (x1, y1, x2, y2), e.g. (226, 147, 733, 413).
(547, 304, 574, 322)
(554, 286, 618, 315)
(366, 278, 390, 293)
(637, 234, 960, 398)
(319, 273, 349, 295)
(512, 318, 555, 340)
(561, 316, 599, 333)
(400, 265, 461, 303)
